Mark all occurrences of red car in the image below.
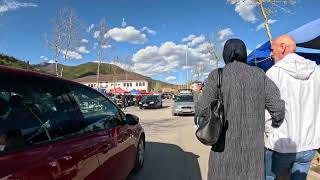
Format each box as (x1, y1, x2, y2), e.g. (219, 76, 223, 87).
(0, 66, 145, 180)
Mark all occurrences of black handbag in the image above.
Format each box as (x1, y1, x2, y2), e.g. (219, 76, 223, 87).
(195, 68, 228, 152)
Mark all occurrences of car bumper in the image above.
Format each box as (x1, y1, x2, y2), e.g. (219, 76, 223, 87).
(139, 104, 158, 108)
(173, 108, 195, 115)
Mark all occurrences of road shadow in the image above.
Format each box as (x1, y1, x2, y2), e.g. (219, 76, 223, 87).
(176, 114, 195, 117)
(127, 141, 202, 180)
(140, 106, 170, 110)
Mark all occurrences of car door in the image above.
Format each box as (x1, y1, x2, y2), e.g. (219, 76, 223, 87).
(95, 102, 137, 180)
(69, 85, 136, 179)
(33, 81, 102, 180)
(0, 76, 99, 180)
(68, 84, 122, 179)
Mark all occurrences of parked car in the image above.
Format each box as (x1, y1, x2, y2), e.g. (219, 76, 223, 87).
(139, 95, 162, 109)
(113, 94, 124, 108)
(0, 66, 145, 180)
(172, 95, 195, 116)
(161, 93, 172, 99)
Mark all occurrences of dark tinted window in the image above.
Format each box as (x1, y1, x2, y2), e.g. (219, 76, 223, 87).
(142, 96, 157, 102)
(69, 85, 125, 131)
(0, 75, 85, 154)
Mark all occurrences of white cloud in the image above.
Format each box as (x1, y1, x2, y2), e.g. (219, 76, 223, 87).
(93, 42, 98, 49)
(182, 66, 193, 69)
(101, 44, 112, 49)
(48, 60, 56, 64)
(121, 18, 127, 27)
(107, 26, 147, 44)
(218, 28, 234, 41)
(227, 0, 257, 23)
(131, 41, 216, 76)
(40, 56, 48, 61)
(165, 76, 177, 81)
(81, 38, 89, 43)
(182, 34, 206, 47)
(93, 60, 108, 64)
(256, 19, 277, 31)
(94, 31, 100, 38)
(0, 0, 37, 13)
(204, 72, 210, 76)
(182, 35, 195, 42)
(247, 49, 253, 54)
(77, 46, 90, 54)
(87, 24, 94, 33)
(60, 50, 82, 60)
(141, 26, 156, 35)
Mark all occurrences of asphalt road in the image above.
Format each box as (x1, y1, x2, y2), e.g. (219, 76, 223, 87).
(124, 99, 320, 180)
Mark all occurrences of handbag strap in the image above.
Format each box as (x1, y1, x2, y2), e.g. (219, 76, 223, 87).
(217, 68, 223, 101)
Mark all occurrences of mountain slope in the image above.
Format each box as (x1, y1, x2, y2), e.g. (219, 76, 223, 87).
(34, 62, 127, 79)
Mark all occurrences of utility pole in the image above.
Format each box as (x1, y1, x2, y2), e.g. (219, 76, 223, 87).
(185, 46, 188, 89)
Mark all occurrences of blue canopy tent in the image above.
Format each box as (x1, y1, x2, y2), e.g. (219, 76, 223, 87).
(248, 18, 320, 71)
(129, 89, 141, 95)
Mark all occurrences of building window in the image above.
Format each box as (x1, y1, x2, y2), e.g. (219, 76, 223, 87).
(136, 82, 138, 86)
(123, 83, 126, 87)
(129, 82, 132, 87)
(142, 82, 145, 86)
(139, 82, 142, 86)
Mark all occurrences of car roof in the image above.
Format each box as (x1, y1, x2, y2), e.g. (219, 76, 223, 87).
(0, 65, 81, 86)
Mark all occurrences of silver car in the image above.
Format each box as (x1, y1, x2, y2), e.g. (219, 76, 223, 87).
(172, 95, 195, 116)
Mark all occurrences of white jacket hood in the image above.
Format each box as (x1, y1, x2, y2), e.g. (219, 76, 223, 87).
(273, 53, 316, 80)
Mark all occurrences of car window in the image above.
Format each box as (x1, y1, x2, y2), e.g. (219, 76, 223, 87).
(175, 96, 194, 102)
(69, 84, 125, 132)
(0, 76, 85, 155)
(142, 96, 157, 101)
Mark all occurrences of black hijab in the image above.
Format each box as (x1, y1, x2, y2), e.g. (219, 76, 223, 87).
(223, 39, 247, 64)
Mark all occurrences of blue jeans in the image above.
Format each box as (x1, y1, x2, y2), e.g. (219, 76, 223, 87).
(265, 149, 316, 180)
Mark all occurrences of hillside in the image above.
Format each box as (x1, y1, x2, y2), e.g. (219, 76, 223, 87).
(34, 62, 127, 79)
(0, 54, 177, 91)
(0, 54, 34, 70)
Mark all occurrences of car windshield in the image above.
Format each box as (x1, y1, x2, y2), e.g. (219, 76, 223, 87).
(142, 96, 157, 101)
(175, 96, 193, 102)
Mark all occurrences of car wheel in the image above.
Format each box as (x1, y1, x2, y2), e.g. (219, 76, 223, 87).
(132, 137, 145, 173)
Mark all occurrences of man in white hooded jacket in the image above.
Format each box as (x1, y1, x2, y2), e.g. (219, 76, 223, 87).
(265, 35, 320, 180)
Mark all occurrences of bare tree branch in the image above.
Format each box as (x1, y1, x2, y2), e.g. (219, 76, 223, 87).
(46, 7, 82, 77)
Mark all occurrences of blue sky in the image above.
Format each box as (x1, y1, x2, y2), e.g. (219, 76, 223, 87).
(0, 0, 319, 83)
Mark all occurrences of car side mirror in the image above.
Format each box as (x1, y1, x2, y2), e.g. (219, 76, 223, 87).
(125, 114, 139, 125)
